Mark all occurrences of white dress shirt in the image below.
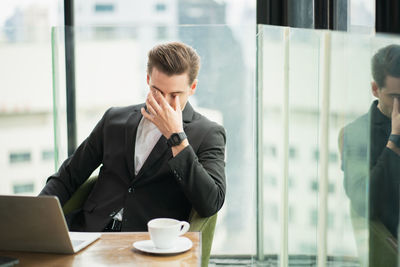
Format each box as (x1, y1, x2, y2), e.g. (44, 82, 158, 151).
(134, 116, 163, 175)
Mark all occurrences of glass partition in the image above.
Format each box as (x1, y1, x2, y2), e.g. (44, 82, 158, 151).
(261, 25, 322, 266)
(261, 25, 286, 259)
(261, 24, 400, 266)
(328, 30, 372, 265)
(0, 27, 54, 196)
(287, 27, 321, 264)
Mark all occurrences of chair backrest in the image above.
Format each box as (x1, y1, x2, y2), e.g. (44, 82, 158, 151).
(62, 176, 217, 267)
(350, 206, 398, 267)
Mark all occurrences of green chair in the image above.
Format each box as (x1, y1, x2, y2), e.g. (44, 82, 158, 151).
(63, 176, 217, 267)
(350, 207, 397, 267)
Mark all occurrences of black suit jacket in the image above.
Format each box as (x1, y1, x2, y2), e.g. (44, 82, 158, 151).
(341, 100, 400, 237)
(40, 102, 226, 231)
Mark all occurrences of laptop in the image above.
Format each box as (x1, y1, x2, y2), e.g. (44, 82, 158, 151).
(0, 195, 100, 254)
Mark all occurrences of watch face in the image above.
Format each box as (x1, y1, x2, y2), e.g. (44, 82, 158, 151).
(167, 132, 186, 147)
(173, 135, 180, 143)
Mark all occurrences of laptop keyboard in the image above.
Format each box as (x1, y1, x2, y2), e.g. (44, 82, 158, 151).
(71, 239, 85, 247)
(69, 232, 101, 252)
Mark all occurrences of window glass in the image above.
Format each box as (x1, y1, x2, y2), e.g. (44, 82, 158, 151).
(42, 150, 54, 161)
(0, 0, 61, 195)
(288, 0, 314, 28)
(94, 4, 114, 13)
(13, 183, 35, 194)
(349, 0, 374, 32)
(155, 3, 167, 12)
(9, 152, 31, 164)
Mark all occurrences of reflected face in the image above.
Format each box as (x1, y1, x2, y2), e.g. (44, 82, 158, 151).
(146, 67, 197, 110)
(372, 75, 400, 118)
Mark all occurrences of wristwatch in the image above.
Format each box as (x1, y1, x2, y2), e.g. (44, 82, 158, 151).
(167, 132, 187, 147)
(389, 134, 400, 147)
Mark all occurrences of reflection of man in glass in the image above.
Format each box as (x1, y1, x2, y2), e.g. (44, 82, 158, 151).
(340, 45, 400, 263)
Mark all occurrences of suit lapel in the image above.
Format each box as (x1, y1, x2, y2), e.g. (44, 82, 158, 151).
(134, 135, 171, 181)
(125, 107, 143, 179)
(182, 102, 194, 124)
(182, 102, 194, 132)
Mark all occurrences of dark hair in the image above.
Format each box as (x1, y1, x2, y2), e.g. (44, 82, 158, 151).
(147, 42, 200, 85)
(372, 44, 400, 88)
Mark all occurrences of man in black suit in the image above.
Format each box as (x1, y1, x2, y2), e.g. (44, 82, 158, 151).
(340, 45, 400, 241)
(40, 42, 226, 232)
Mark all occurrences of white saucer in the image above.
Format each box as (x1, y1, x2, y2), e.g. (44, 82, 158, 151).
(133, 237, 193, 254)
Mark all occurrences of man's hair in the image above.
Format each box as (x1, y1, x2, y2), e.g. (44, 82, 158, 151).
(147, 42, 200, 85)
(372, 44, 400, 88)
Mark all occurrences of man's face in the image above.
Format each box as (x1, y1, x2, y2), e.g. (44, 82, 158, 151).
(372, 75, 400, 118)
(147, 67, 197, 110)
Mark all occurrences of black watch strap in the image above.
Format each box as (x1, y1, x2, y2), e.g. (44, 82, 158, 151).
(167, 132, 187, 147)
(389, 134, 400, 147)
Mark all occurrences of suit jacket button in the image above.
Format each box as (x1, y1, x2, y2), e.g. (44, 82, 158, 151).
(128, 187, 134, 193)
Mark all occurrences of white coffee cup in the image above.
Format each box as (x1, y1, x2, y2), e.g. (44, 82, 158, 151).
(147, 218, 190, 249)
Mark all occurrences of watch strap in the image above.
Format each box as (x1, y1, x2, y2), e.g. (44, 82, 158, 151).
(389, 134, 400, 147)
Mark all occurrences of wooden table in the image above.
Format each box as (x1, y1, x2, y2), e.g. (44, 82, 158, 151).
(0, 232, 201, 267)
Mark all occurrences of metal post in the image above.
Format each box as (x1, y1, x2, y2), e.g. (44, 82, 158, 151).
(256, 23, 265, 264)
(51, 27, 60, 171)
(314, 0, 333, 29)
(280, 27, 290, 267)
(317, 31, 331, 267)
(64, 0, 77, 156)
